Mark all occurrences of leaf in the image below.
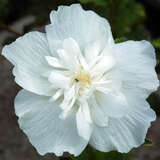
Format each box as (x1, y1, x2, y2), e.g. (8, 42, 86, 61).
(143, 138, 154, 147)
(89, 148, 131, 160)
(69, 149, 90, 160)
(70, 147, 131, 160)
(115, 37, 127, 43)
(80, 0, 106, 6)
(70, 155, 79, 160)
(152, 38, 160, 49)
(104, 151, 130, 160)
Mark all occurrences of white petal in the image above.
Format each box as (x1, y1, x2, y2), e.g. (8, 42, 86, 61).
(15, 90, 88, 156)
(50, 89, 63, 101)
(57, 49, 78, 70)
(115, 40, 159, 98)
(96, 91, 129, 118)
(89, 98, 156, 153)
(76, 102, 92, 141)
(2, 32, 53, 96)
(63, 37, 88, 71)
(63, 37, 81, 56)
(48, 71, 70, 89)
(45, 4, 114, 54)
(89, 95, 108, 127)
(59, 98, 76, 120)
(62, 38, 85, 69)
(95, 87, 112, 95)
(45, 56, 64, 68)
(80, 101, 92, 123)
(84, 41, 102, 63)
(91, 56, 116, 77)
(60, 85, 76, 111)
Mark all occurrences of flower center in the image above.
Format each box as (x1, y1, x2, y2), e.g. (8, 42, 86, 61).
(74, 67, 91, 87)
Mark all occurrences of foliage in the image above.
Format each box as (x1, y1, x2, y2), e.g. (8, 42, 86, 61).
(80, 0, 146, 39)
(143, 138, 154, 147)
(152, 38, 160, 49)
(29, 0, 78, 25)
(70, 147, 131, 160)
(0, 0, 9, 23)
(115, 37, 127, 43)
(80, 0, 106, 6)
(0, 0, 150, 41)
(69, 139, 154, 160)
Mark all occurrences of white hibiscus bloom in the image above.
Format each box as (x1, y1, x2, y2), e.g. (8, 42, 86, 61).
(2, 4, 159, 157)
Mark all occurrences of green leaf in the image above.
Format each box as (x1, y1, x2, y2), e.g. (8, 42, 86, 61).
(69, 149, 90, 160)
(152, 38, 160, 49)
(104, 151, 130, 160)
(115, 37, 127, 43)
(70, 147, 131, 160)
(70, 155, 79, 160)
(80, 0, 106, 6)
(143, 138, 154, 147)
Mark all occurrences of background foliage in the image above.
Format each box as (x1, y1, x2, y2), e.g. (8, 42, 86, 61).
(1, 0, 160, 47)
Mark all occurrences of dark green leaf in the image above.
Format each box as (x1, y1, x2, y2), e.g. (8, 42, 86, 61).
(152, 38, 160, 49)
(143, 138, 154, 147)
(80, 0, 106, 6)
(115, 37, 127, 43)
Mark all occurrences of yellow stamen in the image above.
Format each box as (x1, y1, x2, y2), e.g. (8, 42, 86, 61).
(75, 68, 91, 86)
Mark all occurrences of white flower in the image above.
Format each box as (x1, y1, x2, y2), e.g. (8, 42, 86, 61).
(2, 4, 159, 157)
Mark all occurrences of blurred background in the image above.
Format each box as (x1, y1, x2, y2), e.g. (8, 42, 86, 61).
(0, 0, 160, 160)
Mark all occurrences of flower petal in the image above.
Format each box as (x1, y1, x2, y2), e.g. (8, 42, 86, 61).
(89, 95, 109, 127)
(76, 101, 93, 141)
(91, 56, 116, 77)
(63, 37, 81, 56)
(63, 38, 89, 70)
(89, 98, 156, 153)
(15, 90, 88, 156)
(59, 85, 76, 119)
(115, 40, 159, 98)
(84, 41, 102, 63)
(45, 4, 114, 54)
(2, 32, 53, 96)
(48, 71, 70, 89)
(45, 56, 64, 68)
(96, 91, 129, 118)
(57, 49, 77, 70)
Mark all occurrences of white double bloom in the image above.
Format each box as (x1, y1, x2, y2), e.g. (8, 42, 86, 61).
(2, 4, 159, 157)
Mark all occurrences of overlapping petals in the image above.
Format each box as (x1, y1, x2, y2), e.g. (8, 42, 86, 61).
(2, 3, 159, 157)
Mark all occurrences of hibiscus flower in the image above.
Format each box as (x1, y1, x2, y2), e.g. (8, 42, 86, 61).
(2, 4, 159, 157)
